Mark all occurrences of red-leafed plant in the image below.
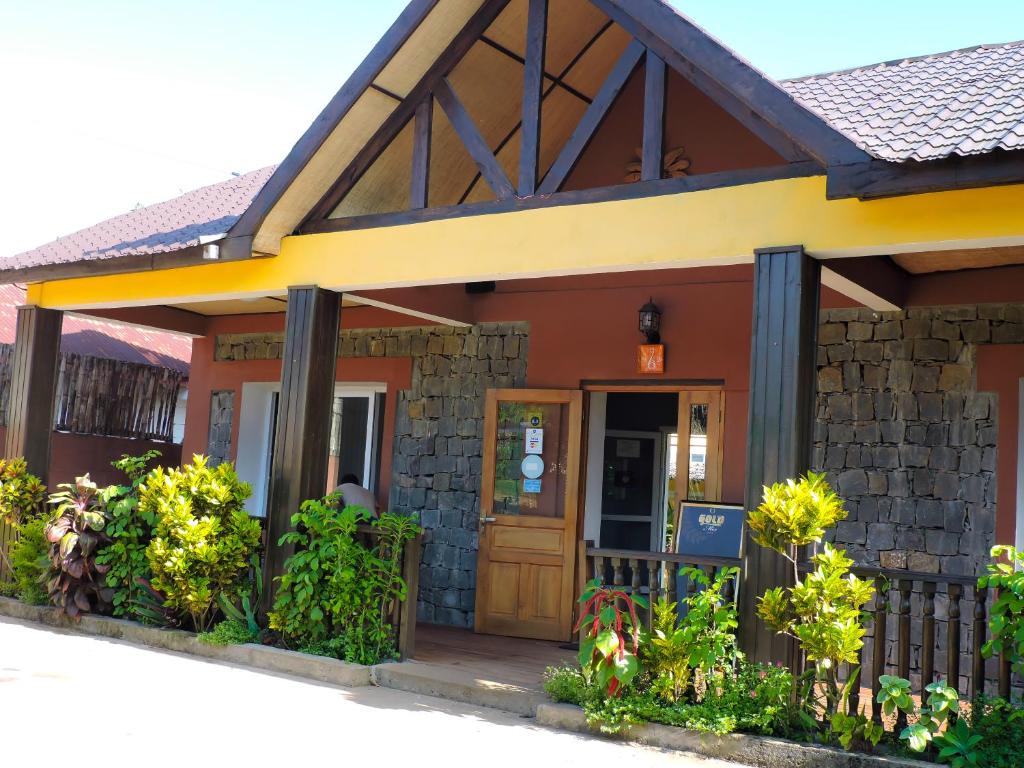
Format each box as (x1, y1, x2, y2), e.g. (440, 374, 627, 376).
(575, 578, 647, 698)
(45, 476, 114, 618)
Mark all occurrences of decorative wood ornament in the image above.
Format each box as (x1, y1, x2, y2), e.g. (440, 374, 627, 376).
(624, 146, 691, 183)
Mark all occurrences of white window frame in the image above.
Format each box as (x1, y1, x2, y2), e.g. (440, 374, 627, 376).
(235, 381, 386, 517)
(1017, 378, 1024, 552)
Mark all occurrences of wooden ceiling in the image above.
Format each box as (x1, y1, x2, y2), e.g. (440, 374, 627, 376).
(893, 245, 1024, 274)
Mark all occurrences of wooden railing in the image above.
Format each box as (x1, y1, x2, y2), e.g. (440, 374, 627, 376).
(843, 565, 1019, 719)
(581, 544, 1021, 716)
(357, 523, 423, 660)
(582, 542, 741, 629)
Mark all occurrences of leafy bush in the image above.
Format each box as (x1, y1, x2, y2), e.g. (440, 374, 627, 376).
(143, 456, 260, 631)
(198, 619, 258, 646)
(643, 566, 738, 702)
(748, 473, 874, 720)
(95, 451, 161, 618)
(965, 696, 1024, 768)
(576, 579, 647, 698)
(0, 457, 47, 526)
(979, 544, 1024, 675)
(0, 457, 47, 594)
(549, 660, 794, 736)
(9, 515, 49, 605)
(269, 495, 419, 665)
(45, 476, 115, 618)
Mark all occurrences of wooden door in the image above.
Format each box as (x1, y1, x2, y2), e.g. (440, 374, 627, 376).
(474, 389, 583, 641)
(672, 389, 725, 543)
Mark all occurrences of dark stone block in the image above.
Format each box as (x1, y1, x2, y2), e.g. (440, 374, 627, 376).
(855, 342, 884, 363)
(852, 393, 874, 421)
(913, 469, 935, 496)
(961, 320, 991, 343)
(928, 447, 958, 470)
(847, 322, 874, 341)
(897, 526, 925, 550)
(836, 521, 867, 544)
(874, 320, 901, 340)
(863, 364, 887, 389)
(880, 420, 906, 443)
(932, 471, 959, 500)
(889, 471, 911, 498)
(819, 323, 847, 345)
(899, 445, 930, 468)
(827, 394, 852, 420)
(943, 501, 966, 533)
(867, 523, 896, 550)
(915, 499, 944, 528)
(912, 365, 940, 392)
(925, 530, 958, 556)
(914, 338, 949, 360)
(925, 423, 949, 447)
(838, 469, 869, 496)
(930, 320, 961, 341)
(917, 393, 944, 423)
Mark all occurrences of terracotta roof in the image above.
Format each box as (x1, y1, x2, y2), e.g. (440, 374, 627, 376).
(2, 166, 276, 272)
(7, 40, 1024, 276)
(0, 284, 191, 374)
(782, 41, 1024, 162)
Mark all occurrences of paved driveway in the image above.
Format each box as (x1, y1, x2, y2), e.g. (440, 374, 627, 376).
(0, 617, 740, 767)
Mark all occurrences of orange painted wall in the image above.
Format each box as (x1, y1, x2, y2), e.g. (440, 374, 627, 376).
(564, 65, 785, 191)
(182, 307, 417, 509)
(977, 345, 1024, 548)
(0, 428, 181, 489)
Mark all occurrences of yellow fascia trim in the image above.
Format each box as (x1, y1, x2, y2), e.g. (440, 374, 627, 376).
(27, 175, 1024, 310)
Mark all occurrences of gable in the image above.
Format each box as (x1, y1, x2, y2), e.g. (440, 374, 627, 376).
(234, 0, 864, 255)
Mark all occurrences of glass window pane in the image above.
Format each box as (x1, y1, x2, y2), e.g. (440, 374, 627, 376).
(327, 396, 370, 493)
(493, 400, 569, 518)
(686, 404, 708, 502)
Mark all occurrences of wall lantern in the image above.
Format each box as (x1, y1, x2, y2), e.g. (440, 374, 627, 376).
(637, 298, 665, 374)
(638, 298, 662, 344)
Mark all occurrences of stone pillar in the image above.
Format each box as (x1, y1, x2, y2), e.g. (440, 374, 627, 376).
(739, 246, 820, 663)
(5, 305, 63, 483)
(262, 286, 340, 610)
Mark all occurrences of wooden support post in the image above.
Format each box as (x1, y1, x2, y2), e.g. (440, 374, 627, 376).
(262, 286, 341, 611)
(518, 0, 547, 196)
(739, 246, 820, 664)
(5, 306, 63, 483)
(642, 49, 666, 181)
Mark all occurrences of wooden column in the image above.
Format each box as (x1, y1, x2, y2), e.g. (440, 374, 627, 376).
(263, 286, 341, 609)
(739, 246, 820, 663)
(5, 306, 63, 483)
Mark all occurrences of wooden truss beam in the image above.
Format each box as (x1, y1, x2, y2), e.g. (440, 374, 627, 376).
(642, 49, 666, 182)
(518, 0, 548, 196)
(588, 0, 813, 165)
(410, 98, 433, 209)
(435, 78, 515, 200)
(538, 39, 645, 195)
(302, 0, 512, 225)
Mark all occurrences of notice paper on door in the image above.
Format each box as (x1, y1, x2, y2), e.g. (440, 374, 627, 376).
(525, 428, 544, 454)
(616, 439, 641, 458)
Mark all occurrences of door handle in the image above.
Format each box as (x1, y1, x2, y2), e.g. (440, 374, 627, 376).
(480, 516, 497, 525)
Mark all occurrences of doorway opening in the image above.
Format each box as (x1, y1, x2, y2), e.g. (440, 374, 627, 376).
(583, 387, 723, 554)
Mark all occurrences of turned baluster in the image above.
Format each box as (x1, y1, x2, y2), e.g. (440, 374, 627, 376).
(973, 585, 987, 699)
(921, 582, 936, 692)
(871, 577, 888, 723)
(947, 584, 962, 694)
(896, 580, 912, 732)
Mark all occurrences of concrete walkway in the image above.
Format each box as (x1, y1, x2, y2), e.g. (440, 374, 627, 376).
(0, 617, 741, 767)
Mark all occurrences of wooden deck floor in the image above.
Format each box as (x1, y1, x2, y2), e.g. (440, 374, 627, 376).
(412, 623, 576, 691)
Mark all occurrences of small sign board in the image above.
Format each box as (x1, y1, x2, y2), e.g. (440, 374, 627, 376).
(525, 428, 544, 455)
(523, 478, 542, 494)
(637, 343, 665, 374)
(521, 454, 545, 480)
(673, 502, 744, 559)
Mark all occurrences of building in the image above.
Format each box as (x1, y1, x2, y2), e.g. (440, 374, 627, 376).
(5, 0, 1024, 674)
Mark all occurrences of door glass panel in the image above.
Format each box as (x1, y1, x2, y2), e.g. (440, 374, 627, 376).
(685, 404, 708, 501)
(493, 400, 569, 518)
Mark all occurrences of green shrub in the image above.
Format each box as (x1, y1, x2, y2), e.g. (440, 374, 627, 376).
(198, 618, 259, 646)
(0, 457, 47, 526)
(965, 696, 1024, 768)
(9, 515, 49, 605)
(543, 665, 599, 707)
(95, 451, 161, 618)
(269, 496, 420, 665)
(747, 473, 874, 721)
(979, 545, 1024, 675)
(45, 476, 115, 618)
(143, 456, 260, 631)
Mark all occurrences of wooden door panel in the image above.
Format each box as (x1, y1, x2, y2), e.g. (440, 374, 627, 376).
(492, 525, 563, 553)
(475, 388, 583, 641)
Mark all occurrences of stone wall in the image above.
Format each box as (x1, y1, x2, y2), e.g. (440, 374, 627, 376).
(813, 305, 1004, 577)
(212, 323, 529, 628)
(206, 390, 235, 467)
(813, 305, 1021, 688)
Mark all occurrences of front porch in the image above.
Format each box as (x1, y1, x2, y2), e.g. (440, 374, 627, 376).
(375, 623, 576, 715)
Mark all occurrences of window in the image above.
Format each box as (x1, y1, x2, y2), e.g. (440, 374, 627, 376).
(235, 382, 386, 517)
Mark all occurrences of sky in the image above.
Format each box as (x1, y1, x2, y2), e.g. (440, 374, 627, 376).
(2, 0, 1023, 258)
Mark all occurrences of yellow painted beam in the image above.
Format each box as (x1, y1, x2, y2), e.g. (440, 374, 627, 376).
(27, 176, 1024, 310)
